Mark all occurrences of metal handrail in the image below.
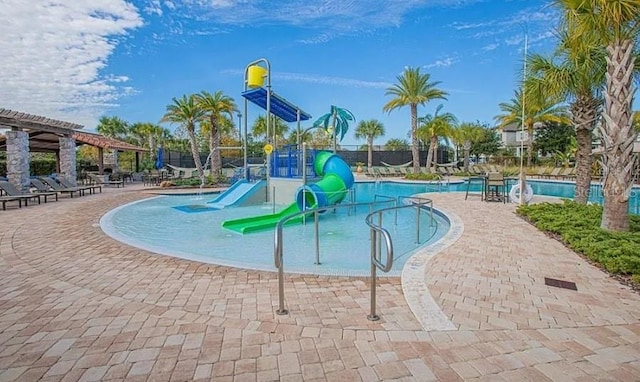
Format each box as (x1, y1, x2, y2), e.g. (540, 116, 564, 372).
(364, 197, 433, 320)
(273, 197, 398, 315)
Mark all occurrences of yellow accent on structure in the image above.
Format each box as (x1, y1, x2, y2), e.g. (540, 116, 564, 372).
(247, 65, 267, 88)
(264, 144, 273, 154)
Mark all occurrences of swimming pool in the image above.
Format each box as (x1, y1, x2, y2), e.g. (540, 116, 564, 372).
(101, 183, 451, 276)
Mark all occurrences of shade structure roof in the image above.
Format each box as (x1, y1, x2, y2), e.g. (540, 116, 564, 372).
(242, 87, 311, 123)
(73, 131, 147, 152)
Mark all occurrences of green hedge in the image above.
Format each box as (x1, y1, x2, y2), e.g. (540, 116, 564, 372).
(404, 173, 442, 181)
(517, 200, 640, 281)
(0, 159, 58, 176)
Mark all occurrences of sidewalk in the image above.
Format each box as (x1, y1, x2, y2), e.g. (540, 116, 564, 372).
(0, 188, 638, 381)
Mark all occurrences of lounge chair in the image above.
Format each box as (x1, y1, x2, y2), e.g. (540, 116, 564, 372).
(56, 177, 102, 195)
(0, 180, 43, 206)
(40, 177, 86, 198)
(88, 173, 124, 187)
(0, 195, 25, 210)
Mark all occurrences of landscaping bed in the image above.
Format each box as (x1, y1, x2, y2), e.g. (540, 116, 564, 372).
(517, 200, 640, 290)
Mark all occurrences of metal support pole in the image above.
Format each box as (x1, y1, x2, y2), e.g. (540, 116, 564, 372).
(276, 260, 287, 315)
(272, 186, 276, 214)
(368, 228, 380, 321)
(415, 206, 421, 244)
(314, 210, 320, 265)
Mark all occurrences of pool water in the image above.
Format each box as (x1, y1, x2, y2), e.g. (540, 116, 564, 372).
(101, 185, 451, 276)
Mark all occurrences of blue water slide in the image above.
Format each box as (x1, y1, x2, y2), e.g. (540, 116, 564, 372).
(207, 179, 266, 209)
(295, 151, 354, 210)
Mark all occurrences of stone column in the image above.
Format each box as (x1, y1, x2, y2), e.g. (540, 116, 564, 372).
(6, 130, 30, 193)
(59, 136, 77, 186)
(112, 149, 119, 172)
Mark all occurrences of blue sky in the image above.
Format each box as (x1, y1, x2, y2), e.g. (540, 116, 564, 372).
(0, 0, 561, 146)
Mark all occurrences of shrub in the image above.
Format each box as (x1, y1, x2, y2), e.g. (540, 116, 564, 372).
(404, 173, 442, 181)
(517, 200, 640, 281)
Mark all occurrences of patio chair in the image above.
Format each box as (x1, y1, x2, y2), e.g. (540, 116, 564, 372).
(485, 172, 506, 203)
(0, 180, 43, 206)
(40, 177, 86, 198)
(88, 173, 124, 187)
(56, 177, 102, 195)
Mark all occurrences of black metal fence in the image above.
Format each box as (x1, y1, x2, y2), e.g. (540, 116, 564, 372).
(163, 148, 450, 169)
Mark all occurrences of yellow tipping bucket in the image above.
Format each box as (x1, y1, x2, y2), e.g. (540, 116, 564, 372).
(247, 65, 267, 88)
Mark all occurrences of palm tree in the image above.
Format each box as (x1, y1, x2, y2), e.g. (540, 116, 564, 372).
(385, 138, 410, 151)
(354, 120, 385, 170)
(555, 0, 640, 231)
(383, 67, 448, 173)
(96, 116, 128, 138)
(527, 29, 606, 204)
(313, 105, 355, 152)
(251, 115, 290, 147)
(452, 122, 485, 172)
(417, 105, 457, 170)
(161, 95, 206, 179)
(194, 91, 237, 175)
(495, 87, 570, 166)
(129, 122, 171, 158)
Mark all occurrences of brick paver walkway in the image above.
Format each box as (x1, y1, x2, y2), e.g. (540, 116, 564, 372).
(1, 184, 639, 381)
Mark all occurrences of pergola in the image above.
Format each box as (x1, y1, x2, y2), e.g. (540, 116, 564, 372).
(0, 108, 146, 192)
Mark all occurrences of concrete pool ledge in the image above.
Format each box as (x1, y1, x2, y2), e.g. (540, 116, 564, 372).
(401, 200, 463, 331)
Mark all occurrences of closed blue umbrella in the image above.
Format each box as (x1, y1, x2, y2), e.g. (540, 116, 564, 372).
(155, 147, 164, 169)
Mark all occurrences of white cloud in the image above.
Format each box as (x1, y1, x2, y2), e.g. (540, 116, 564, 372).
(0, 0, 143, 128)
(424, 56, 457, 69)
(152, 0, 482, 40)
(482, 43, 499, 51)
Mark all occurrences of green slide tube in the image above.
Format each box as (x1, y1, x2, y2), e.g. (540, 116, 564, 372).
(221, 202, 303, 234)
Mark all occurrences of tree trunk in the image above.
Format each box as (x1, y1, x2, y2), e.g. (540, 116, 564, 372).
(410, 104, 420, 173)
(367, 137, 373, 170)
(600, 39, 636, 231)
(572, 95, 599, 204)
(210, 116, 222, 176)
(426, 141, 434, 171)
(432, 139, 438, 166)
(187, 126, 204, 180)
(463, 142, 471, 172)
(526, 123, 534, 167)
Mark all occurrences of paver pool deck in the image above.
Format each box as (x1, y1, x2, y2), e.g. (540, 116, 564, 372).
(1, 183, 639, 381)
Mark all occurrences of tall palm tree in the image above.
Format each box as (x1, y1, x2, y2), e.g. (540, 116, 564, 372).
(383, 67, 448, 173)
(452, 122, 485, 172)
(354, 120, 385, 170)
(495, 88, 570, 166)
(527, 29, 606, 204)
(313, 105, 355, 152)
(96, 116, 128, 138)
(161, 95, 206, 179)
(418, 105, 457, 170)
(555, 0, 640, 231)
(194, 91, 237, 175)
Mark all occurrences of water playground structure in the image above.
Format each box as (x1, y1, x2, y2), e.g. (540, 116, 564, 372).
(195, 58, 356, 233)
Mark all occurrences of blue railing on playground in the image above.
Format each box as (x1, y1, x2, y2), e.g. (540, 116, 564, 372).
(270, 147, 318, 179)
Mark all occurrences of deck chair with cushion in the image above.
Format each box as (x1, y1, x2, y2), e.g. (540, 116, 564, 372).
(0, 180, 44, 206)
(40, 177, 86, 198)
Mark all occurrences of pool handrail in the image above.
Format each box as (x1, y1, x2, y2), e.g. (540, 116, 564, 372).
(273, 193, 434, 318)
(273, 196, 398, 315)
(365, 196, 433, 320)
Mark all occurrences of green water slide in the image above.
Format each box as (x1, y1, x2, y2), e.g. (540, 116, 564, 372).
(222, 151, 354, 234)
(221, 203, 305, 234)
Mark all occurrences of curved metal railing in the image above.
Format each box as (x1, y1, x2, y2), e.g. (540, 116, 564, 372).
(273, 193, 435, 318)
(273, 195, 397, 315)
(364, 196, 433, 320)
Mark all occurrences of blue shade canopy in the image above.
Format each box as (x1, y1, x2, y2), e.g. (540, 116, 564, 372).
(242, 87, 311, 123)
